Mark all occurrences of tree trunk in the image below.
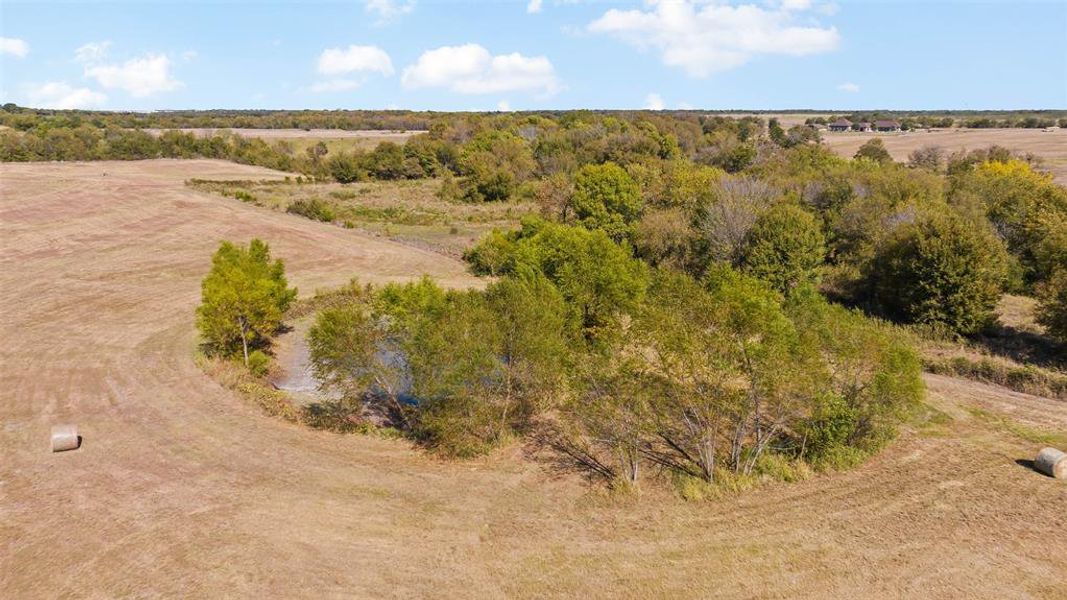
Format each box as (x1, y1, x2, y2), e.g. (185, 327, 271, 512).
(239, 318, 250, 366)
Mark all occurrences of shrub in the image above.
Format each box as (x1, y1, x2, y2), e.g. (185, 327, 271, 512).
(800, 394, 858, 459)
(854, 138, 892, 163)
(328, 152, 366, 183)
(247, 349, 271, 376)
(867, 211, 1008, 334)
(286, 198, 335, 222)
(300, 398, 370, 433)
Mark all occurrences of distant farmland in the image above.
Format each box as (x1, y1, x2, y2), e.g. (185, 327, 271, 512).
(822, 127, 1067, 183)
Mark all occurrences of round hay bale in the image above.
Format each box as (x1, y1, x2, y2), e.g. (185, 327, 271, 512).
(1034, 447, 1066, 479)
(51, 424, 80, 453)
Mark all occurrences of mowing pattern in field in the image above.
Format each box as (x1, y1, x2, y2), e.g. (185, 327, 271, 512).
(1, 160, 1065, 599)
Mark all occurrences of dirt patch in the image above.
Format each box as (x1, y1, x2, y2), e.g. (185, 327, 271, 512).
(1, 159, 1065, 598)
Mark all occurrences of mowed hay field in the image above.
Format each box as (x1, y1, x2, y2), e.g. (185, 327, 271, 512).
(1, 160, 1066, 598)
(823, 128, 1067, 183)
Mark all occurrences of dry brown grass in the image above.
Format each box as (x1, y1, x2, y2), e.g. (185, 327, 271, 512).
(1, 160, 1065, 599)
(822, 128, 1067, 183)
(918, 294, 1067, 399)
(189, 178, 535, 257)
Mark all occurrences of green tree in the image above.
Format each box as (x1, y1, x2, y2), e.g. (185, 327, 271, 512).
(465, 219, 650, 340)
(328, 152, 365, 183)
(786, 287, 923, 463)
(740, 204, 826, 294)
(1037, 270, 1067, 344)
(197, 239, 297, 366)
(363, 273, 573, 456)
(768, 118, 787, 147)
(459, 130, 535, 202)
(868, 212, 1008, 334)
(569, 162, 643, 239)
(854, 138, 893, 164)
(951, 159, 1067, 284)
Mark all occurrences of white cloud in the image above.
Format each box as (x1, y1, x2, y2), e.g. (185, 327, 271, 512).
(527, 0, 543, 14)
(317, 45, 394, 76)
(84, 54, 182, 97)
(677, 101, 695, 110)
(837, 81, 860, 93)
(75, 41, 111, 63)
(364, 0, 414, 24)
(309, 79, 361, 93)
(1, 37, 29, 58)
(644, 93, 665, 110)
(401, 44, 560, 95)
(497, 99, 512, 111)
(588, 0, 840, 77)
(24, 81, 106, 109)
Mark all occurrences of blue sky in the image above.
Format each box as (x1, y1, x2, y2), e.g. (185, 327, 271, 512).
(1, 1, 1065, 111)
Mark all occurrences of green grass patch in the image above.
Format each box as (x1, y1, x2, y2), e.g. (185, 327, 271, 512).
(965, 406, 1067, 446)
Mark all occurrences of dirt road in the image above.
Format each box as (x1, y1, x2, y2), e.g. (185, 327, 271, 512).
(1, 160, 1064, 598)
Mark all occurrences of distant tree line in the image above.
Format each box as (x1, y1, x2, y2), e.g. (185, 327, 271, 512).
(12, 104, 1067, 345)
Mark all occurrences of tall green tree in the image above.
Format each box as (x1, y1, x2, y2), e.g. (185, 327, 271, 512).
(569, 162, 643, 240)
(197, 239, 296, 365)
(465, 218, 650, 340)
(1037, 270, 1067, 344)
(740, 204, 826, 294)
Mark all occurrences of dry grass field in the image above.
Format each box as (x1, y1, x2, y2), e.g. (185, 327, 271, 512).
(1, 160, 1065, 598)
(145, 128, 423, 154)
(188, 178, 535, 257)
(720, 112, 833, 127)
(823, 128, 1067, 182)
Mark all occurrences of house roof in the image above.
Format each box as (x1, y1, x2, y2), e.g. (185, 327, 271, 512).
(831, 118, 853, 126)
(874, 120, 901, 127)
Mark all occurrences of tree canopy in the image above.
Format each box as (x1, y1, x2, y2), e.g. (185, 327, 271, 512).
(197, 239, 296, 365)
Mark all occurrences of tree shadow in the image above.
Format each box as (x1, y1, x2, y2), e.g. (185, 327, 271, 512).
(522, 428, 615, 484)
(973, 323, 1064, 371)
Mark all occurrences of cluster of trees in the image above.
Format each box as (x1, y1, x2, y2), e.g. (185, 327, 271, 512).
(1, 103, 432, 131)
(176, 105, 1067, 495)
(0, 125, 304, 172)
(307, 227, 922, 489)
(14, 104, 1067, 346)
